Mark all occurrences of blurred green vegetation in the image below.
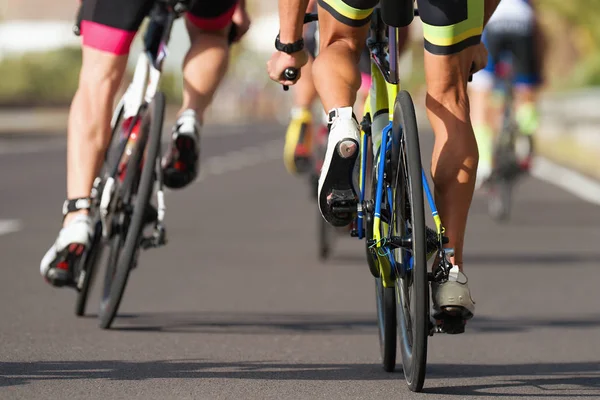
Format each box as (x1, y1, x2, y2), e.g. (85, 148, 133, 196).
(537, 0, 600, 89)
(2, 1, 600, 107)
(0, 46, 185, 106)
(0, 47, 81, 106)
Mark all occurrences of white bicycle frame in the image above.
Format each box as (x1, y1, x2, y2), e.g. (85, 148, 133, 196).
(100, 30, 170, 240)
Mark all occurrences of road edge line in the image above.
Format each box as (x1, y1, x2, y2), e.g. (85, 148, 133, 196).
(531, 157, 600, 206)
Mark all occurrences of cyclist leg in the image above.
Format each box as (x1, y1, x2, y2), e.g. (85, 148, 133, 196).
(162, 0, 239, 189)
(284, 3, 319, 175)
(512, 30, 541, 170)
(41, 0, 154, 286)
(311, 0, 374, 227)
(469, 29, 498, 188)
(419, 0, 486, 319)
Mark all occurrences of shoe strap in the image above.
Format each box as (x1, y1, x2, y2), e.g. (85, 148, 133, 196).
(62, 197, 91, 217)
(327, 107, 358, 126)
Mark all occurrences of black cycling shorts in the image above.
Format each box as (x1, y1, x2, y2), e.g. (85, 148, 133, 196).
(481, 27, 540, 86)
(318, 0, 484, 55)
(80, 0, 238, 55)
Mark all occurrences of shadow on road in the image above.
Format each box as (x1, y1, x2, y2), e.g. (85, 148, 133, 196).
(77, 311, 600, 336)
(1, 359, 599, 397)
(464, 252, 600, 266)
(468, 314, 600, 333)
(0, 360, 398, 388)
(426, 362, 600, 397)
(106, 311, 378, 335)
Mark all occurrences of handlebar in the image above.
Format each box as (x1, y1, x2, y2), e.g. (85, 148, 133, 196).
(282, 68, 299, 91)
(280, 13, 318, 91)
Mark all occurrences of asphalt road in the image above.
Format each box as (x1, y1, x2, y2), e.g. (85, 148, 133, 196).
(1, 123, 599, 399)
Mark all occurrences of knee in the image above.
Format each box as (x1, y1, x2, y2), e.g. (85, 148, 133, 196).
(426, 82, 470, 122)
(77, 59, 123, 104)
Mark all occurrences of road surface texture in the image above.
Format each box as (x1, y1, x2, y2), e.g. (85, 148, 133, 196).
(1, 123, 599, 399)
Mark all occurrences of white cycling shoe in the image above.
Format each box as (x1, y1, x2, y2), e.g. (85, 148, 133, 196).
(40, 199, 92, 287)
(317, 107, 360, 227)
(431, 265, 476, 320)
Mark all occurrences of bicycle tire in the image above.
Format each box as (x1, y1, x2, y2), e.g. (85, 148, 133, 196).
(371, 149, 397, 370)
(76, 106, 125, 317)
(375, 276, 397, 372)
(318, 209, 332, 260)
(392, 90, 428, 392)
(74, 219, 103, 316)
(488, 178, 512, 222)
(98, 92, 165, 329)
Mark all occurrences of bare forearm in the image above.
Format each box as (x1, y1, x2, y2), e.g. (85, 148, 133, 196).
(484, 0, 501, 26)
(279, 0, 309, 43)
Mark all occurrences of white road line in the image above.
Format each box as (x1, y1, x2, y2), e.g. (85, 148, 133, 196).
(0, 219, 22, 236)
(531, 157, 600, 206)
(0, 126, 284, 156)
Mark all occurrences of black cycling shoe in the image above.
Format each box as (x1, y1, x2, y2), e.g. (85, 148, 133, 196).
(162, 110, 200, 189)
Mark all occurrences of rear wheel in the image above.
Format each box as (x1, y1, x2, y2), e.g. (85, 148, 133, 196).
(74, 219, 103, 316)
(318, 210, 333, 260)
(488, 178, 512, 221)
(391, 90, 428, 392)
(75, 105, 125, 317)
(372, 155, 397, 371)
(375, 277, 397, 372)
(98, 92, 165, 329)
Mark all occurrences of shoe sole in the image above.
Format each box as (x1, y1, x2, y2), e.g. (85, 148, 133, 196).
(433, 305, 474, 321)
(163, 136, 198, 189)
(318, 139, 359, 227)
(44, 243, 86, 288)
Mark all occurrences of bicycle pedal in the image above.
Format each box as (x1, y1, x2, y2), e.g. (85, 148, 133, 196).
(436, 315, 466, 335)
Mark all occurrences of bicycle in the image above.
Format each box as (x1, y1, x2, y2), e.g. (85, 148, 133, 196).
(483, 54, 531, 222)
(70, 0, 236, 329)
(282, 5, 466, 392)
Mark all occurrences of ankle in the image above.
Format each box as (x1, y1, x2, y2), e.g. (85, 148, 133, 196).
(177, 108, 203, 125)
(63, 210, 89, 227)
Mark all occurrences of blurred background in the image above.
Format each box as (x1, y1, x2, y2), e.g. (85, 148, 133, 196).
(1, 1, 600, 398)
(0, 0, 599, 174)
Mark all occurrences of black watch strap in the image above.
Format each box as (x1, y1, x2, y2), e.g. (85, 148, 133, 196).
(275, 34, 304, 54)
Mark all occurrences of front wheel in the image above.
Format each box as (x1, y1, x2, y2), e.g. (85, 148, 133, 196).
(391, 90, 428, 392)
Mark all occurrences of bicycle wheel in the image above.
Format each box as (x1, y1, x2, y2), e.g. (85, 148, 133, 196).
(74, 219, 103, 316)
(98, 92, 165, 329)
(488, 178, 512, 221)
(391, 90, 428, 392)
(370, 160, 396, 370)
(318, 208, 333, 260)
(487, 128, 517, 222)
(75, 105, 125, 317)
(375, 276, 397, 372)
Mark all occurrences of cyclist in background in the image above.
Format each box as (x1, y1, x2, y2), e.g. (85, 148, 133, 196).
(470, 0, 546, 187)
(40, 0, 251, 287)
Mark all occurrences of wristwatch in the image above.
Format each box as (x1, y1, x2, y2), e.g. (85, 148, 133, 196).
(275, 34, 304, 54)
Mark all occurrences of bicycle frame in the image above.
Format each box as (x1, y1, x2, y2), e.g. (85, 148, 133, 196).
(357, 9, 446, 288)
(99, 0, 184, 238)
